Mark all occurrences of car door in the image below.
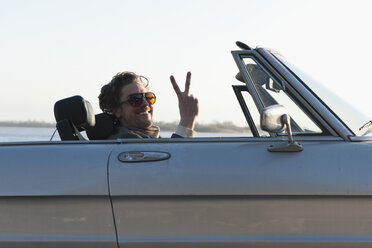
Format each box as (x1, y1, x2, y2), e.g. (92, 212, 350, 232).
(108, 137, 372, 248)
(0, 142, 118, 248)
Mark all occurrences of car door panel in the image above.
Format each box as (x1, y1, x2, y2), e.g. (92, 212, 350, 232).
(109, 139, 372, 247)
(0, 144, 117, 248)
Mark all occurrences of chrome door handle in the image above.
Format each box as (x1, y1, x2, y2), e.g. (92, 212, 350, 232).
(118, 151, 170, 163)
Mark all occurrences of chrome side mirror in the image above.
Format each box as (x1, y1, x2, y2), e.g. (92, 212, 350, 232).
(261, 105, 303, 152)
(261, 105, 288, 133)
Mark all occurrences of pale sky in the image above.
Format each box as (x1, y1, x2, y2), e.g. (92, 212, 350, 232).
(1, 0, 372, 127)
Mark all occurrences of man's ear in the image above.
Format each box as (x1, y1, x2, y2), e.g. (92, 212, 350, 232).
(112, 108, 122, 119)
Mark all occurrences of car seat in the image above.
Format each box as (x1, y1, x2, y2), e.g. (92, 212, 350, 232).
(54, 95, 115, 140)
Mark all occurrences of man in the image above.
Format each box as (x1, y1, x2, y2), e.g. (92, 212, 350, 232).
(98, 71, 198, 139)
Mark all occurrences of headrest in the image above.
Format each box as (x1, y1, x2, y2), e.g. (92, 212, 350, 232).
(235, 64, 269, 85)
(54, 95, 95, 131)
(86, 113, 115, 140)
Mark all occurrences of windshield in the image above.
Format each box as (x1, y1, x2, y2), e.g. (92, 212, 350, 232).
(274, 55, 371, 136)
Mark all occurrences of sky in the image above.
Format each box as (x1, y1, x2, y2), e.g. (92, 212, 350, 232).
(1, 0, 372, 127)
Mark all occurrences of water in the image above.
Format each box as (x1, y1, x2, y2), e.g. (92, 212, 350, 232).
(0, 126, 246, 142)
(0, 126, 59, 142)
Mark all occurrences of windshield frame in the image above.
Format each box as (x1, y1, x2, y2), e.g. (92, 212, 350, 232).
(256, 47, 355, 140)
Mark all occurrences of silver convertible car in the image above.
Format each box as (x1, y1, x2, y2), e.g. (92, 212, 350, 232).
(1, 41, 372, 248)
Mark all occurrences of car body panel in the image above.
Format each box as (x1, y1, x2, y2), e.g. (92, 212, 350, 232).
(0, 144, 117, 247)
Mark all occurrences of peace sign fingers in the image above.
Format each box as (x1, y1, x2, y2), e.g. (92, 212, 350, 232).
(170, 71, 192, 97)
(169, 71, 199, 130)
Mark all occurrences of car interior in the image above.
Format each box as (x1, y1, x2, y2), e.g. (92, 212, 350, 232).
(54, 60, 322, 141)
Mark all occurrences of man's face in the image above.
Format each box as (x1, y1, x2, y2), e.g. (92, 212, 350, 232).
(114, 81, 153, 129)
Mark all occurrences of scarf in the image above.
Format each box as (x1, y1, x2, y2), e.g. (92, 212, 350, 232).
(109, 125, 160, 139)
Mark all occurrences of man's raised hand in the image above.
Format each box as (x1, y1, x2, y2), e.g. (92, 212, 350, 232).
(170, 72, 199, 130)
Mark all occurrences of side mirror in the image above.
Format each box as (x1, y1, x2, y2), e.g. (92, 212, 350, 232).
(260, 105, 303, 152)
(260, 105, 288, 133)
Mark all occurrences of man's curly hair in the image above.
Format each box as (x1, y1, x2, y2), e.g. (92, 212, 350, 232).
(98, 72, 149, 113)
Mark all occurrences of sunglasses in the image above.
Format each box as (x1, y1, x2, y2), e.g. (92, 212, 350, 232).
(120, 92, 156, 107)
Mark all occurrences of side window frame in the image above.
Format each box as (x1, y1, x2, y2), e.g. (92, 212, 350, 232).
(233, 85, 260, 137)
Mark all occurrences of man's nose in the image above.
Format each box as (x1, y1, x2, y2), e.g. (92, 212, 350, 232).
(140, 96, 150, 107)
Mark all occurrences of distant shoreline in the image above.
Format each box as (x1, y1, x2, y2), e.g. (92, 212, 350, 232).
(0, 120, 250, 133)
(0, 121, 55, 128)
